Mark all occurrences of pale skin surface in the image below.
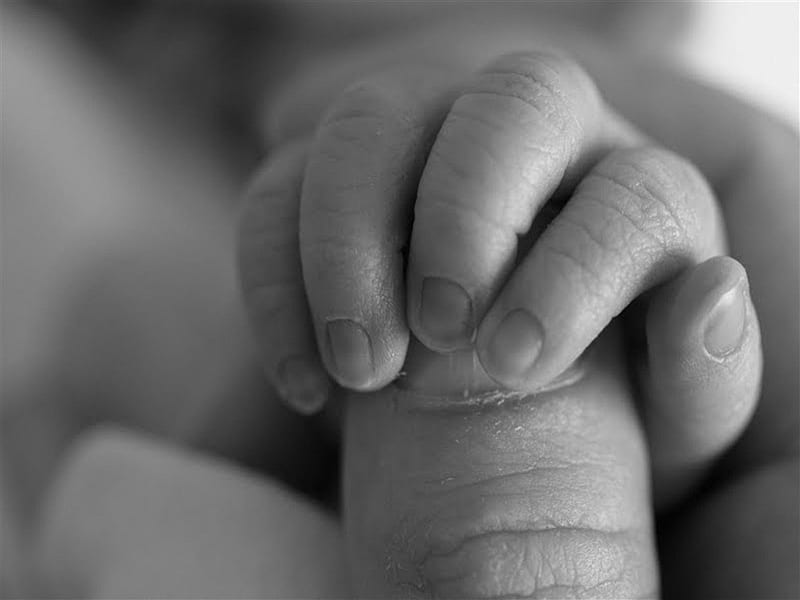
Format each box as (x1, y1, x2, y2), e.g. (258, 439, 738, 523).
(3, 4, 797, 599)
(239, 14, 798, 600)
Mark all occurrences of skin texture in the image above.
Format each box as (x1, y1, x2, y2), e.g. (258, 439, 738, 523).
(239, 115, 767, 596)
(244, 15, 796, 600)
(344, 331, 659, 598)
(240, 50, 771, 599)
(261, 15, 798, 459)
(3, 5, 795, 598)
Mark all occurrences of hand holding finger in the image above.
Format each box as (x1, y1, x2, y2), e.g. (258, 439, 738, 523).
(300, 66, 457, 390)
(643, 256, 762, 510)
(407, 51, 641, 352)
(238, 140, 332, 414)
(478, 146, 725, 390)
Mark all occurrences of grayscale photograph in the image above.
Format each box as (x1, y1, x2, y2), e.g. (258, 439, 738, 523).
(1, 1, 798, 598)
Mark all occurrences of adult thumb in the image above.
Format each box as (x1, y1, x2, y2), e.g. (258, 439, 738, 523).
(343, 326, 659, 598)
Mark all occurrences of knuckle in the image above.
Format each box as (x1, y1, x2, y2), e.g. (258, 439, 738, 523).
(420, 135, 515, 234)
(375, 417, 654, 598)
(421, 50, 603, 235)
(422, 525, 650, 599)
(304, 228, 384, 264)
(316, 78, 418, 162)
(475, 50, 600, 142)
(237, 149, 304, 298)
(304, 74, 432, 223)
(384, 459, 653, 599)
(418, 113, 520, 234)
(539, 215, 619, 305)
(585, 147, 706, 259)
(355, 382, 657, 599)
(302, 234, 396, 302)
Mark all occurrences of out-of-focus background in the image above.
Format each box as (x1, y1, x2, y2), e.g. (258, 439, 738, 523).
(1, 1, 797, 596)
(679, 1, 797, 126)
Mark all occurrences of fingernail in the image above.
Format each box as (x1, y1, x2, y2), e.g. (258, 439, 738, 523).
(277, 356, 329, 414)
(484, 309, 544, 383)
(420, 277, 474, 349)
(326, 318, 374, 388)
(704, 280, 747, 358)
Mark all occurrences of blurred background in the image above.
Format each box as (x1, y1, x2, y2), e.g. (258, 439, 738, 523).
(1, 1, 798, 596)
(679, 1, 797, 125)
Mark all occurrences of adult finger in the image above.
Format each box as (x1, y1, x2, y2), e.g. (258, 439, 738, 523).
(344, 329, 659, 598)
(35, 428, 348, 598)
(300, 66, 456, 390)
(644, 256, 762, 511)
(238, 139, 331, 414)
(478, 146, 725, 389)
(407, 50, 640, 351)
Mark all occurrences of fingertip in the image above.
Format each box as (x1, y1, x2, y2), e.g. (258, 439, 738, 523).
(645, 256, 762, 508)
(237, 142, 336, 416)
(321, 318, 408, 393)
(703, 275, 749, 361)
(325, 318, 375, 390)
(413, 276, 476, 352)
(654, 256, 752, 357)
(477, 308, 545, 390)
(275, 356, 331, 416)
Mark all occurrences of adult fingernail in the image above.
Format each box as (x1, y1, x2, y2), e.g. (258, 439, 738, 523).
(277, 356, 329, 415)
(326, 319, 374, 388)
(704, 280, 747, 358)
(483, 309, 544, 384)
(420, 277, 474, 349)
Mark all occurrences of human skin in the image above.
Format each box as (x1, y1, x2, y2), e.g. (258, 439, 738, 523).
(242, 123, 763, 597)
(33, 429, 349, 598)
(242, 15, 797, 600)
(344, 331, 660, 598)
(4, 5, 796, 595)
(261, 15, 797, 444)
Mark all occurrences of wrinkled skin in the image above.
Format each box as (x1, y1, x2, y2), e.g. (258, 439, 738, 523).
(2, 4, 796, 599)
(262, 15, 798, 600)
(345, 332, 658, 598)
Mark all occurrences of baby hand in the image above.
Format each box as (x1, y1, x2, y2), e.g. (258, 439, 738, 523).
(238, 49, 759, 462)
(238, 49, 764, 598)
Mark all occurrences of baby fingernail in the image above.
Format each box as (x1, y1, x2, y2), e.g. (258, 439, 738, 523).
(420, 277, 474, 349)
(277, 356, 329, 414)
(326, 318, 374, 388)
(704, 280, 747, 358)
(484, 309, 544, 384)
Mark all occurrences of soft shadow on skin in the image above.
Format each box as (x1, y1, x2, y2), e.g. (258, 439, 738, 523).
(344, 329, 658, 599)
(395, 337, 590, 411)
